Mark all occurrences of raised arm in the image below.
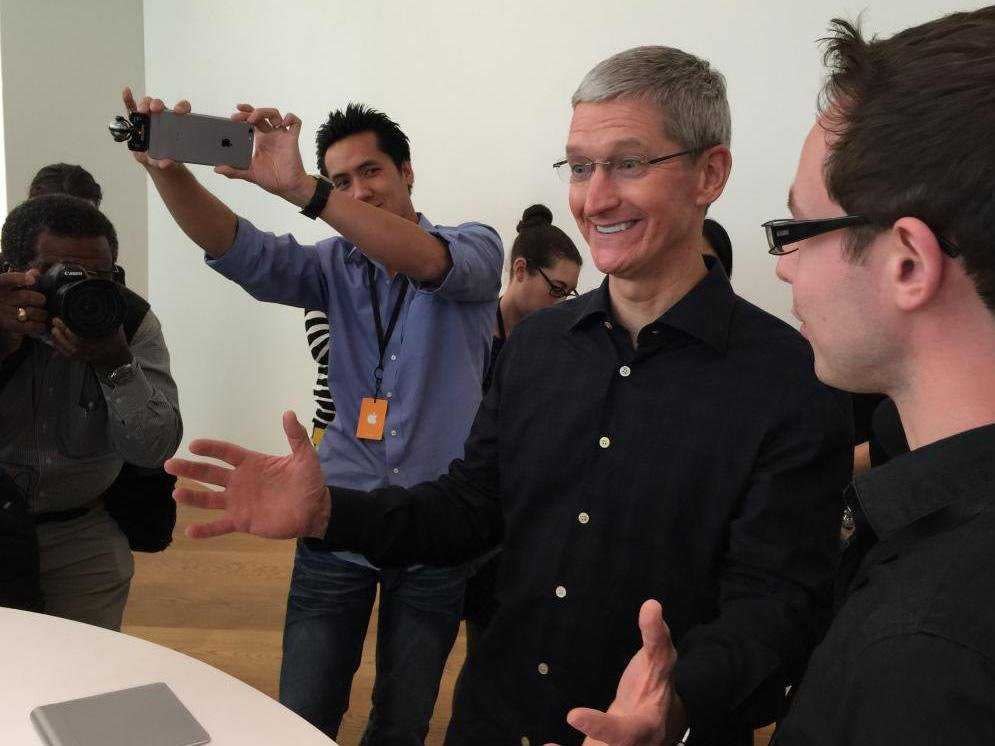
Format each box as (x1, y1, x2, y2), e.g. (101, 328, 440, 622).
(123, 88, 238, 258)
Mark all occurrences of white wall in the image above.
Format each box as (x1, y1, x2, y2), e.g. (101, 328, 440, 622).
(142, 0, 974, 455)
(0, 0, 148, 295)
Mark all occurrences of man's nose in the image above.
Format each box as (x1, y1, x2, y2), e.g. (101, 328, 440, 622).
(775, 251, 795, 284)
(582, 164, 621, 217)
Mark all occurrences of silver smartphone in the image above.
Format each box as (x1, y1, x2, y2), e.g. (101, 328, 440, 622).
(148, 111, 253, 169)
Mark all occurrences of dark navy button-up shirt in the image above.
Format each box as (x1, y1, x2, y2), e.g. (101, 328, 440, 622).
(321, 258, 854, 744)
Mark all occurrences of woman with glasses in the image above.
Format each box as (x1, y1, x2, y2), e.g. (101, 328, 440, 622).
(464, 203, 582, 648)
(480, 204, 582, 392)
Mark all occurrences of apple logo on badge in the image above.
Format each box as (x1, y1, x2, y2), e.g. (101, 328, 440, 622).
(221, 137, 232, 148)
(367, 413, 378, 425)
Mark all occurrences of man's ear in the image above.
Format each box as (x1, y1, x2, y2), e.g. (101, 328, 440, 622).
(887, 217, 948, 312)
(401, 161, 414, 191)
(695, 145, 732, 208)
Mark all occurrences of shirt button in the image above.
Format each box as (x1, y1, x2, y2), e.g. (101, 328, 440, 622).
(578, 512, 590, 524)
(392, 467, 400, 474)
(599, 436, 611, 449)
(619, 365, 631, 377)
(390, 430, 398, 437)
(603, 321, 613, 330)
(538, 662, 549, 675)
(390, 354, 397, 361)
(555, 585, 567, 598)
(386, 392, 393, 399)
(521, 738, 530, 746)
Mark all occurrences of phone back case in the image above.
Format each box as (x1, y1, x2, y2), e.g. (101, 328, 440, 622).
(148, 111, 253, 169)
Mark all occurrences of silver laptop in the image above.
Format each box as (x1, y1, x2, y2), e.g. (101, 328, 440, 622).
(30, 682, 210, 746)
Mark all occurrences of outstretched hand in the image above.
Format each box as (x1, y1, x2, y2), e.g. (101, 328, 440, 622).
(164, 411, 330, 540)
(549, 600, 687, 746)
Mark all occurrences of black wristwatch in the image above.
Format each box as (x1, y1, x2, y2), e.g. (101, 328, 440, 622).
(300, 175, 333, 220)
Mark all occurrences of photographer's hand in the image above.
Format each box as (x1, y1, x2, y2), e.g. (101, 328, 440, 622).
(50, 318, 131, 370)
(0, 270, 46, 358)
(165, 410, 332, 540)
(213, 104, 313, 205)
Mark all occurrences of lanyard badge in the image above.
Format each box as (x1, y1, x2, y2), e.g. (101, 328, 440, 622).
(356, 262, 408, 441)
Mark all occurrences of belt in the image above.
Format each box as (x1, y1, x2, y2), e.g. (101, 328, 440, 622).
(33, 506, 92, 525)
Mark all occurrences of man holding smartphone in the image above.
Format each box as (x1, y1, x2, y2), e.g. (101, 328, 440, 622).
(122, 89, 502, 744)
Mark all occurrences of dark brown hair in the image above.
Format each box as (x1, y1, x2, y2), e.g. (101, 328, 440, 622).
(819, 9, 995, 310)
(29, 163, 102, 207)
(511, 204, 582, 276)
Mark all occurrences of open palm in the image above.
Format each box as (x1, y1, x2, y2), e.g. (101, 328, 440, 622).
(556, 600, 685, 746)
(165, 411, 329, 540)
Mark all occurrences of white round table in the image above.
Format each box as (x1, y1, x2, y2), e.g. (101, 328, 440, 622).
(0, 607, 336, 745)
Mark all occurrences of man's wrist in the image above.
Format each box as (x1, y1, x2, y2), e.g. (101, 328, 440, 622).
(305, 486, 332, 539)
(285, 174, 321, 209)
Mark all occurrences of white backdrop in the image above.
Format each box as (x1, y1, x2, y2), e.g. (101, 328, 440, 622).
(142, 0, 972, 455)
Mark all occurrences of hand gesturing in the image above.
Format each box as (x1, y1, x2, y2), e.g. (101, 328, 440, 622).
(165, 411, 330, 541)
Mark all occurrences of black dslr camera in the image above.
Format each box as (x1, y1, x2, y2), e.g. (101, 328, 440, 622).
(36, 263, 125, 338)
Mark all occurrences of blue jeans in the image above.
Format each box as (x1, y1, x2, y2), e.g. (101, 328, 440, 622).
(280, 542, 467, 745)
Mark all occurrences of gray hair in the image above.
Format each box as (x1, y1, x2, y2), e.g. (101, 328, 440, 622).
(572, 46, 732, 151)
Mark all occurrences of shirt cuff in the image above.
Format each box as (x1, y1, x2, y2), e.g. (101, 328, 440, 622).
(412, 229, 454, 294)
(204, 216, 256, 277)
(307, 486, 371, 550)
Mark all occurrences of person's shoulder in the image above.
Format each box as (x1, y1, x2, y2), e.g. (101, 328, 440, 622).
(515, 294, 589, 338)
(725, 295, 819, 376)
(916, 505, 995, 656)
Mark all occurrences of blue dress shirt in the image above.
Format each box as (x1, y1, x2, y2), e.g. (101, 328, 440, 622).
(208, 213, 503, 565)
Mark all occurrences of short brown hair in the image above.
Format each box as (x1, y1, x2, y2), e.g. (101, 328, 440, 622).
(819, 9, 995, 311)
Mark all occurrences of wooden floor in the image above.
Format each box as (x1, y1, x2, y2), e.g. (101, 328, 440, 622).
(122, 504, 773, 745)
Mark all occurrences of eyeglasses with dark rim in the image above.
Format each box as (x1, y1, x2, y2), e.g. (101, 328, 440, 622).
(552, 149, 697, 184)
(762, 215, 961, 258)
(533, 265, 579, 299)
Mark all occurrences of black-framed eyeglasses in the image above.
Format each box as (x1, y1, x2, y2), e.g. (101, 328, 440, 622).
(552, 149, 696, 184)
(534, 265, 579, 299)
(762, 215, 961, 258)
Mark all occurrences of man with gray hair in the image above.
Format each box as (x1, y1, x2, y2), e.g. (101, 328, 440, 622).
(165, 45, 852, 745)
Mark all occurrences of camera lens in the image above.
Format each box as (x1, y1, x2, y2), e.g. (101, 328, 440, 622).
(57, 278, 125, 338)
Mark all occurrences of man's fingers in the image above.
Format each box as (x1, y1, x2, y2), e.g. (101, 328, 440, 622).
(123, 87, 137, 113)
(186, 517, 237, 540)
(235, 103, 254, 113)
(164, 458, 232, 488)
(172, 485, 227, 510)
(637, 599, 674, 659)
(186, 438, 249, 467)
(213, 165, 251, 180)
(283, 113, 301, 129)
(566, 708, 622, 743)
(137, 95, 152, 114)
(0, 270, 37, 289)
(49, 322, 78, 357)
(149, 97, 166, 113)
(230, 111, 251, 122)
(283, 410, 310, 454)
(173, 99, 191, 114)
(4, 288, 47, 308)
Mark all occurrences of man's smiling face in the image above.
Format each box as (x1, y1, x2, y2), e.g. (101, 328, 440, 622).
(566, 98, 703, 281)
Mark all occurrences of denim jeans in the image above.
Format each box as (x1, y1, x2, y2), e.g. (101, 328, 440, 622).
(280, 541, 467, 745)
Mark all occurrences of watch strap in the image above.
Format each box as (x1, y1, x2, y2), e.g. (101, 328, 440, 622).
(300, 176, 333, 220)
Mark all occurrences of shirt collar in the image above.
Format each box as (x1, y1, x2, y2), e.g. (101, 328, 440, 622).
(345, 212, 433, 265)
(568, 255, 736, 353)
(853, 422, 995, 540)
